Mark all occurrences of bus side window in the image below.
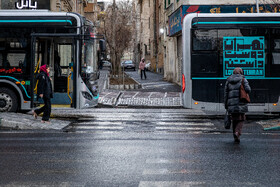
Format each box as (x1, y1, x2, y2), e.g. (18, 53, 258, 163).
(192, 30, 217, 51)
(272, 39, 280, 64)
(268, 38, 280, 77)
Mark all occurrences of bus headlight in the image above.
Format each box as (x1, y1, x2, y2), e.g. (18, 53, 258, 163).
(82, 91, 93, 100)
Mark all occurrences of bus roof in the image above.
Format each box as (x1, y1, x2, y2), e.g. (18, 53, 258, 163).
(183, 13, 280, 30)
(0, 10, 84, 26)
(185, 12, 280, 20)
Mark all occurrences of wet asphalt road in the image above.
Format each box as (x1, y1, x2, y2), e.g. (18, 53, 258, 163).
(0, 108, 280, 186)
(0, 132, 279, 186)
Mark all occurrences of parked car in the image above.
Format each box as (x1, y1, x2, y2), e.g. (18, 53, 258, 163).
(121, 60, 136, 71)
(102, 60, 112, 69)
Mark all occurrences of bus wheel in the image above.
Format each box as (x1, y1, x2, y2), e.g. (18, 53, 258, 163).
(0, 88, 18, 112)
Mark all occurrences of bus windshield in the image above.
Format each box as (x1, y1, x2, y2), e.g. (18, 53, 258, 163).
(82, 39, 98, 74)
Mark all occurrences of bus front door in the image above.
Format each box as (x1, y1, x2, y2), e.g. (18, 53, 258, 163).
(31, 36, 76, 108)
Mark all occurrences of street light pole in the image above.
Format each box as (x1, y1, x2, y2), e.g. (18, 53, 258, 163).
(256, 0, 260, 13)
(112, 0, 116, 76)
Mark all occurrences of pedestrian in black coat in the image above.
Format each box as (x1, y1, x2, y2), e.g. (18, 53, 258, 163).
(224, 67, 251, 143)
(33, 64, 53, 123)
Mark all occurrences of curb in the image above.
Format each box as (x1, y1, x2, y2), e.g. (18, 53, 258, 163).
(129, 76, 142, 89)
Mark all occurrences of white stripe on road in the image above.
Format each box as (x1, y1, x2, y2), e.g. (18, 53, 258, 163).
(157, 122, 214, 126)
(77, 116, 208, 122)
(75, 122, 123, 125)
(139, 181, 206, 187)
(142, 169, 203, 175)
(74, 126, 124, 130)
(155, 127, 214, 131)
(146, 159, 194, 164)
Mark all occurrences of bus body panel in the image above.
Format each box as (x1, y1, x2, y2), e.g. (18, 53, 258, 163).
(182, 13, 280, 113)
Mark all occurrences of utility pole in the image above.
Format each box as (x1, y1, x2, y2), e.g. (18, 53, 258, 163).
(256, 0, 260, 13)
(112, 0, 116, 75)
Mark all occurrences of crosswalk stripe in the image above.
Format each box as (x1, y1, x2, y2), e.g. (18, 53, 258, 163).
(76, 122, 213, 126)
(77, 112, 205, 116)
(142, 168, 203, 175)
(139, 181, 206, 187)
(155, 126, 214, 131)
(74, 126, 124, 130)
(145, 159, 192, 164)
(77, 117, 208, 122)
(157, 122, 214, 126)
(75, 122, 123, 125)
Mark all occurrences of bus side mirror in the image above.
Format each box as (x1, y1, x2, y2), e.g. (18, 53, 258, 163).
(99, 39, 106, 52)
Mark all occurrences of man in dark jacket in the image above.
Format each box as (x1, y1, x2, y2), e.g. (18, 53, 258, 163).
(33, 64, 53, 123)
(224, 67, 251, 143)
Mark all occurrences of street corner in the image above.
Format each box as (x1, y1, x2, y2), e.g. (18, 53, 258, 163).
(0, 112, 71, 130)
(256, 118, 280, 131)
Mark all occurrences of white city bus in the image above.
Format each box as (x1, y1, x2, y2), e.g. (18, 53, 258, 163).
(182, 13, 280, 113)
(0, 10, 105, 112)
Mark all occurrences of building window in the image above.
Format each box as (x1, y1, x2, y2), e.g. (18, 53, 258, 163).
(165, 0, 171, 9)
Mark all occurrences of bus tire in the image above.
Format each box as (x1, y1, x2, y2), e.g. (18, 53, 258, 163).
(0, 88, 18, 112)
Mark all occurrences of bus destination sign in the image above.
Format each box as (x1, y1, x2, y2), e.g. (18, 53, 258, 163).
(223, 36, 265, 78)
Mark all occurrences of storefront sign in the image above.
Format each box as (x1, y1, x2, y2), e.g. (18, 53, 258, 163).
(16, 0, 37, 9)
(223, 37, 265, 77)
(2, 0, 50, 10)
(168, 5, 280, 36)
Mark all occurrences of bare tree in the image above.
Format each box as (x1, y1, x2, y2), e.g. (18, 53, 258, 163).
(98, 0, 136, 76)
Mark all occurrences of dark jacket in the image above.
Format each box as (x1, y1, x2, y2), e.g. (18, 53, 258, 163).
(37, 71, 53, 99)
(224, 74, 251, 114)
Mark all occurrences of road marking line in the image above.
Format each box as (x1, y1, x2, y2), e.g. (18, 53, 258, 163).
(74, 126, 124, 130)
(155, 127, 214, 131)
(139, 181, 206, 187)
(157, 122, 214, 126)
(75, 122, 123, 125)
(142, 169, 203, 175)
(81, 118, 209, 122)
(146, 159, 196, 164)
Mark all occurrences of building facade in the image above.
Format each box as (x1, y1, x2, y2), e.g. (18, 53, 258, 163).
(137, 0, 152, 66)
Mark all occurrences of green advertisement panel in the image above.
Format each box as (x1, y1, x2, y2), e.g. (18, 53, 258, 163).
(223, 37, 265, 78)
